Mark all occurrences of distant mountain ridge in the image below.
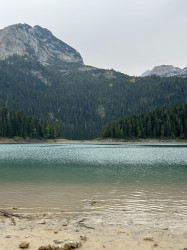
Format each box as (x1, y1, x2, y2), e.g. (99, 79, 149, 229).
(0, 23, 83, 67)
(141, 65, 187, 77)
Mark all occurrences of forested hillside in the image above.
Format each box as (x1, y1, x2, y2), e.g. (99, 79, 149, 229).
(0, 107, 61, 139)
(0, 55, 187, 139)
(0, 24, 187, 139)
(101, 103, 187, 139)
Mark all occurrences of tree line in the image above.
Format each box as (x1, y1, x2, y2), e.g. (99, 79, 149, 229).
(0, 55, 187, 139)
(101, 103, 187, 139)
(0, 107, 61, 139)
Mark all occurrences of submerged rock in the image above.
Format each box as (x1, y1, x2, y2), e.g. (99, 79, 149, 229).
(90, 200, 98, 206)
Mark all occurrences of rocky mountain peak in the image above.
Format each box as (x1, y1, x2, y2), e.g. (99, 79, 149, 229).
(0, 23, 83, 66)
(141, 65, 187, 77)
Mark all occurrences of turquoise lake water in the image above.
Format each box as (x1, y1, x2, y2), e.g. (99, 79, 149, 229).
(0, 143, 187, 221)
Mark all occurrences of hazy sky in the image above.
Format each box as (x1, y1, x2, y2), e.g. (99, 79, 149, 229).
(0, 0, 187, 75)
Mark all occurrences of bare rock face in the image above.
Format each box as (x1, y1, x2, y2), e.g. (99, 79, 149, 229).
(141, 65, 187, 77)
(0, 23, 83, 66)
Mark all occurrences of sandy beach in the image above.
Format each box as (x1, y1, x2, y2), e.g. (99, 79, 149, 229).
(0, 207, 187, 250)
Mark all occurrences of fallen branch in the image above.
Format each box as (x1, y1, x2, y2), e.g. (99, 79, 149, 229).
(0, 210, 22, 225)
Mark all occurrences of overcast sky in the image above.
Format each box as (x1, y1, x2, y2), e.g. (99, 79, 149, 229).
(0, 0, 187, 76)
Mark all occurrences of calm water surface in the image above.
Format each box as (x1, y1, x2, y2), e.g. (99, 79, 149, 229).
(0, 143, 187, 222)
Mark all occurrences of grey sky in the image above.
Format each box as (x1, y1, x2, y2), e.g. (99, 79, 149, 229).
(0, 0, 187, 75)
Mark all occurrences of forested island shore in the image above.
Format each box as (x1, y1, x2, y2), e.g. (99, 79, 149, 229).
(0, 137, 186, 144)
(0, 137, 187, 144)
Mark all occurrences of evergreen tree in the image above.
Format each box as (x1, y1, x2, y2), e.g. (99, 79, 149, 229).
(0, 107, 60, 139)
(101, 103, 187, 139)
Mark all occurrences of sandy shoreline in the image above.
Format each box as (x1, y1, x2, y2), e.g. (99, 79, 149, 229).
(0, 137, 186, 144)
(0, 208, 187, 250)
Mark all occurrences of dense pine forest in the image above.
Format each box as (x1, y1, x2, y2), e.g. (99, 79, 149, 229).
(0, 107, 61, 139)
(0, 55, 187, 139)
(101, 103, 187, 139)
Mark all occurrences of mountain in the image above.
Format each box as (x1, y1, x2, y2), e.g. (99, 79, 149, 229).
(0, 24, 187, 139)
(0, 23, 83, 67)
(141, 70, 151, 77)
(141, 65, 187, 77)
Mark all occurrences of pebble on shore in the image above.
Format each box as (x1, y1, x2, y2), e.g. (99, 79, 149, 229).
(19, 241, 30, 248)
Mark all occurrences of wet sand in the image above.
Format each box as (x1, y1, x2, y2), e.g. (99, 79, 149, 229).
(0, 208, 187, 250)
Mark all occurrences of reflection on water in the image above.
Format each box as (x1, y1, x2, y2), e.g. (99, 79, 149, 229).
(0, 143, 187, 222)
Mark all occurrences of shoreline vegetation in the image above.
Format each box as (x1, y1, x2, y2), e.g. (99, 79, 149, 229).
(100, 103, 187, 141)
(0, 107, 61, 140)
(1, 103, 186, 144)
(0, 136, 186, 144)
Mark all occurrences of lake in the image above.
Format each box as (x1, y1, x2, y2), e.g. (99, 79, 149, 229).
(0, 142, 187, 227)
